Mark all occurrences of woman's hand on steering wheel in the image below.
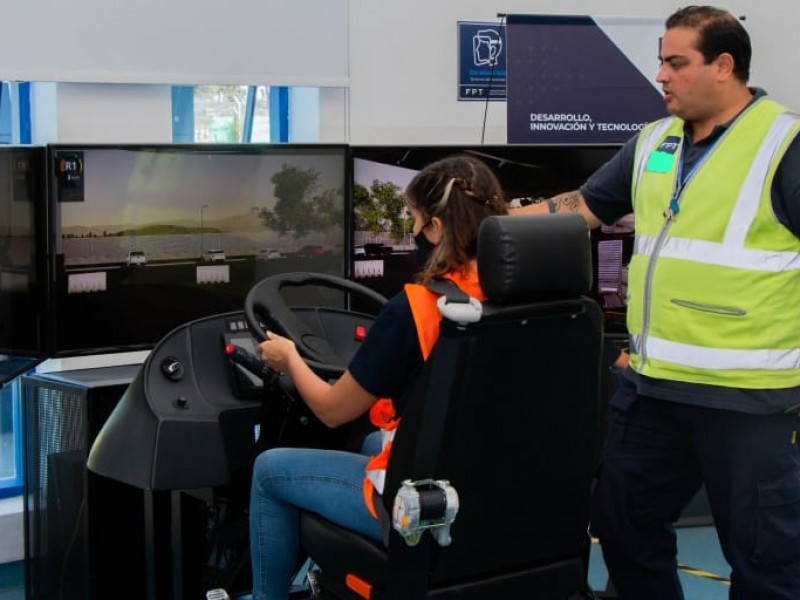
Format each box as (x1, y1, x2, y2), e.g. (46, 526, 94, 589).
(258, 331, 297, 374)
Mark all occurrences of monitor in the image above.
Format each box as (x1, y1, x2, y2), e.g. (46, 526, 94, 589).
(351, 155, 420, 299)
(0, 146, 47, 381)
(349, 145, 624, 307)
(47, 144, 350, 356)
(596, 215, 634, 336)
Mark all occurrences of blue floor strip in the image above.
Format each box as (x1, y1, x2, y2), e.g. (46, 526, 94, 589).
(0, 562, 22, 591)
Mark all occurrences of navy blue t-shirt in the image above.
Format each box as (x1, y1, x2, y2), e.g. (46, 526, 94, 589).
(347, 291, 424, 416)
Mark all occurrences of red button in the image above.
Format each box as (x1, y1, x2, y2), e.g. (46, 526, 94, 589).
(355, 325, 367, 341)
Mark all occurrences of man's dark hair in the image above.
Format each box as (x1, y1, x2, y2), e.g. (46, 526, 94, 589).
(666, 5, 751, 82)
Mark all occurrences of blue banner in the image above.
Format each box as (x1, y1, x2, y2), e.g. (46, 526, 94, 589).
(458, 22, 507, 101)
(506, 15, 667, 143)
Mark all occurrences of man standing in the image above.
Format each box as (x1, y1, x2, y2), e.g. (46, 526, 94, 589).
(518, 6, 800, 598)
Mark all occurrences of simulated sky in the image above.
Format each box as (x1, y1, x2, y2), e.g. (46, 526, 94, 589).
(60, 148, 346, 228)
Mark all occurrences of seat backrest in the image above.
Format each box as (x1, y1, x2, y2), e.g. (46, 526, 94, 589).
(383, 213, 603, 583)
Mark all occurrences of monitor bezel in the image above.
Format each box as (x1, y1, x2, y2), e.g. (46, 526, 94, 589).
(0, 145, 49, 360)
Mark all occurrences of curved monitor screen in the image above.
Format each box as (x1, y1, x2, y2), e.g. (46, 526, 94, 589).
(349, 145, 629, 321)
(351, 156, 420, 300)
(48, 144, 349, 356)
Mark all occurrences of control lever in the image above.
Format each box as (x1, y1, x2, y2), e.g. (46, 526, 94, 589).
(224, 344, 277, 384)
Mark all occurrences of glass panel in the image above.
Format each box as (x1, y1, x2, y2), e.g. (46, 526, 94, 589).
(0, 82, 13, 144)
(194, 85, 250, 143)
(250, 86, 271, 142)
(0, 378, 22, 495)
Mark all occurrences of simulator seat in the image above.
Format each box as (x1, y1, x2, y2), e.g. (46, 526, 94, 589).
(299, 214, 604, 600)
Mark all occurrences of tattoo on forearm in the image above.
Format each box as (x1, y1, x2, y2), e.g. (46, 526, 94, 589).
(552, 191, 582, 213)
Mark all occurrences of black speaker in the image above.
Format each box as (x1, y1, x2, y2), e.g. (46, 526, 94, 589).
(22, 365, 146, 600)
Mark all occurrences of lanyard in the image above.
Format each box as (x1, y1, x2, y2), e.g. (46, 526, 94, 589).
(666, 134, 723, 219)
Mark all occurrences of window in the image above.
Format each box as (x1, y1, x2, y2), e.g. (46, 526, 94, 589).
(0, 379, 23, 498)
(0, 82, 11, 143)
(172, 85, 275, 143)
(0, 81, 31, 145)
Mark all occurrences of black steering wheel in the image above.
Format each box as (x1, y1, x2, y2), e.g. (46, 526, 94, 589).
(244, 272, 388, 376)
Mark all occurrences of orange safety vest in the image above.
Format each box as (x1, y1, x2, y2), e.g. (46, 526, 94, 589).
(362, 264, 485, 518)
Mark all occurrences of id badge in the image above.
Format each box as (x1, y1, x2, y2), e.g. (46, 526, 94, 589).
(645, 135, 681, 173)
(645, 150, 675, 173)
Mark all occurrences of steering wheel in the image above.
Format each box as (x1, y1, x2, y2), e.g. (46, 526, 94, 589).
(244, 272, 388, 376)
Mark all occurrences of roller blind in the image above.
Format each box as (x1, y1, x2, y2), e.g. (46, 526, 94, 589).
(0, 0, 349, 86)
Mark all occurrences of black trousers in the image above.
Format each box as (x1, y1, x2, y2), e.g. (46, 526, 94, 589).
(592, 378, 800, 600)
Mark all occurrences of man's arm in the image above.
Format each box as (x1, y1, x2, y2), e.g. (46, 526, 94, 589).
(513, 189, 604, 230)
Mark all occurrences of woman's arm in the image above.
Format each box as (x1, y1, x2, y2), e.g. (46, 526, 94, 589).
(258, 331, 377, 428)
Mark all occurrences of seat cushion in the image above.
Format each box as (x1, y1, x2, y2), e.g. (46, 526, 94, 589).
(300, 511, 389, 589)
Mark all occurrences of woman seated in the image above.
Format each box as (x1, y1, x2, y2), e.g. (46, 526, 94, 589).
(250, 155, 508, 600)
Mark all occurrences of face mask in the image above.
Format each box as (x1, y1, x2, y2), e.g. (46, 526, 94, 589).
(413, 228, 436, 270)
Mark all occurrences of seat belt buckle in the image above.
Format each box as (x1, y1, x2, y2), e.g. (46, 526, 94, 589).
(436, 295, 483, 324)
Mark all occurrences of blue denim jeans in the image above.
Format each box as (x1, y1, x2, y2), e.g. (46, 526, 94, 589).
(249, 435, 383, 600)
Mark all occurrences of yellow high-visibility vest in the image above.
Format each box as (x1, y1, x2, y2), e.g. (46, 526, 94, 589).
(627, 97, 800, 389)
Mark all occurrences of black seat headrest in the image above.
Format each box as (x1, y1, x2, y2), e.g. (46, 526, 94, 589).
(477, 213, 593, 304)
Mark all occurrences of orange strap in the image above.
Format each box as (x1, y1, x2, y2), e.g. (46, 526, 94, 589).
(369, 398, 399, 430)
(405, 263, 486, 360)
(365, 440, 392, 472)
(362, 478, 378, 519)
(404, 284, 442, 360)
(363, 440, 394, 518)
(443, 264, 486, 302)
(345, 573, 372, 600)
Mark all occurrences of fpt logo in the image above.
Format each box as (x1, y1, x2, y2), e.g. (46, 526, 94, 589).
(473, 28, 503, 67)
(458, 21, 507, 101)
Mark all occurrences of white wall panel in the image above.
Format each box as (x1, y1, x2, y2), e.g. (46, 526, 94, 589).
(1, 0, 795, 146)
(346, 0, 795, 145)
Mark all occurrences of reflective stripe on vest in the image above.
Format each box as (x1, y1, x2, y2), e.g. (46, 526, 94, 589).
(627, 99, 800, 387)
(629, 334, 800, 371)
(634, 233, 800, 272)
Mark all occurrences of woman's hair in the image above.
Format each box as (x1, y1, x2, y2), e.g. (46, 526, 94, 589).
(666, 6, 751, 82)
(405, 154, 508, 284)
